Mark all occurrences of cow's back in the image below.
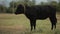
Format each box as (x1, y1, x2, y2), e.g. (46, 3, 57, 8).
(25, 5, 56, 20)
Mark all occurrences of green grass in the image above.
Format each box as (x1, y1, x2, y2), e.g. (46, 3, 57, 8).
(0, 13, 60, 34)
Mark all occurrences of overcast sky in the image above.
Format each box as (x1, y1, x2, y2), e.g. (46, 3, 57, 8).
(0, 0, 58, 7)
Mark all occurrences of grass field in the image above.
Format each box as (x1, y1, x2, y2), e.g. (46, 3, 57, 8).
(0, 13, 60, 34)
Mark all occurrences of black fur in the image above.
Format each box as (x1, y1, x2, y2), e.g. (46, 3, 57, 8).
(15, 4, 57, 31)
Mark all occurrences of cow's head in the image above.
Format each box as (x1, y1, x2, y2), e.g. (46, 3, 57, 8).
(15, 4, 24, 15)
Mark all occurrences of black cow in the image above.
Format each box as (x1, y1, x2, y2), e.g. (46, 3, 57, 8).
(15, 4, 57, 31)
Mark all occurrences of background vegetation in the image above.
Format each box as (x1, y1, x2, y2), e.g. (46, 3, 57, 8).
(0, 0, 60, 13)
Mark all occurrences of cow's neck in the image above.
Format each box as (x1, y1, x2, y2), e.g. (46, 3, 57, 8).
(23, 5, 28, 14)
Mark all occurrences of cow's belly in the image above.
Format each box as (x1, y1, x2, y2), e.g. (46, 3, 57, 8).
(37, 15, 48, 20)
(37, 17, 48, 20)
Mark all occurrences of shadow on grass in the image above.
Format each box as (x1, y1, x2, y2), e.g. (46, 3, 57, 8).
(24, 28, 44, 34)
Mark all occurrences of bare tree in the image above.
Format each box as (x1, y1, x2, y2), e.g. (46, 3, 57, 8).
(47, 0, 52, 4)
(32, 0, 35, 5)
(24, 0, 29, 5)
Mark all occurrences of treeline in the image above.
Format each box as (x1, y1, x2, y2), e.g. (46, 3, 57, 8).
(0, 0, 60, 13)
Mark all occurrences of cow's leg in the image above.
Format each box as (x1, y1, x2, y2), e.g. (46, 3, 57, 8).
(51, 23, 54, 30)
(30, 20, 33, 31)
(49, 17, 54, 30)
(33, 20, 36, 30)
(54, 17, 57, 29)
(30, 19, 36, 31)
(49, 17, 57, 30)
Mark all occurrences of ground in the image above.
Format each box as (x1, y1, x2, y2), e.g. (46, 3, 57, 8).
(0, 13, 60, 34)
